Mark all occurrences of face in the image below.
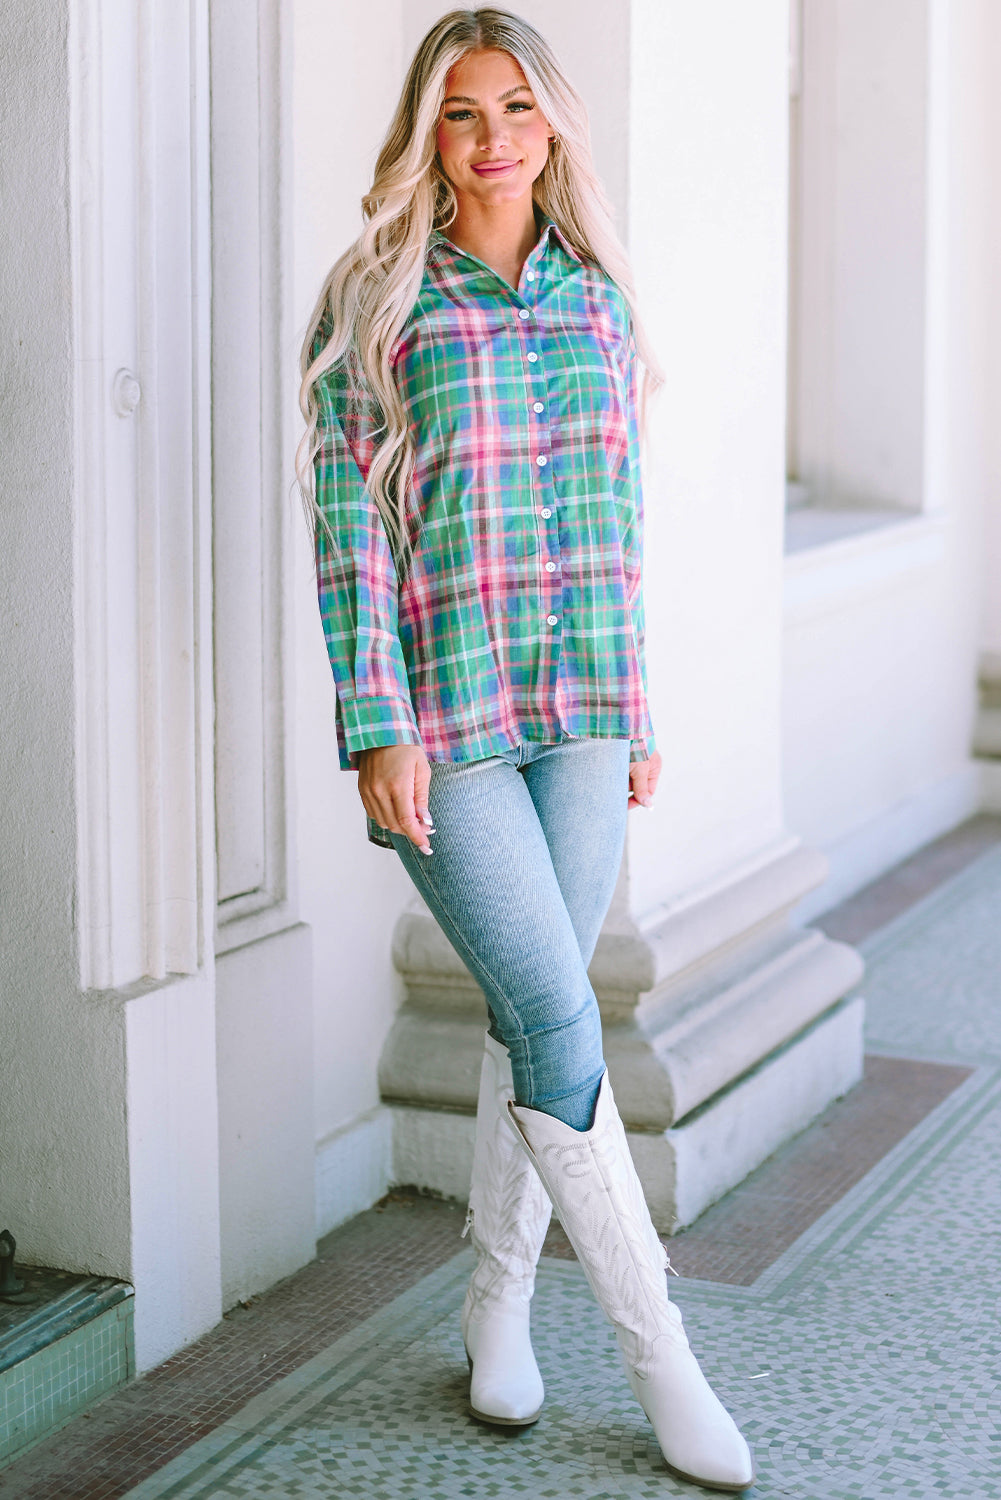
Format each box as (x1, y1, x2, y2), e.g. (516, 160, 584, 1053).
(436, 49, 554, 209)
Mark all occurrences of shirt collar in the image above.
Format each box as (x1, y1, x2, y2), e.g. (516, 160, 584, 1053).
(535, 215, 582, 264)
(427, 213, 583, 270)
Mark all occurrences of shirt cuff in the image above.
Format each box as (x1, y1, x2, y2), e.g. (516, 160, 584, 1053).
(629, 733, 656, 764)
(339, 694, 424, 767)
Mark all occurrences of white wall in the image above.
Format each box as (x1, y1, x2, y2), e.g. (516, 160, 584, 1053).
(293, 0, 413, 1165)
(784, 0, 990, 915)
(795, 0, 930, 512)
(626, 0, 789, 910)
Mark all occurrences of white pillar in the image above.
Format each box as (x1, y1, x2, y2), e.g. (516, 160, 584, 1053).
(2, 0, 316, 1376)
(381, 0, 863, 1230)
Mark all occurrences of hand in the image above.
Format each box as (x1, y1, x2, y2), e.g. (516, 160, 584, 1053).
(628, 749, 662, 810)
(357, 745, 435, 854)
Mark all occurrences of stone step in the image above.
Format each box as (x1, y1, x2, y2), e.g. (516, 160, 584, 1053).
(0, 1266, 134, 1468)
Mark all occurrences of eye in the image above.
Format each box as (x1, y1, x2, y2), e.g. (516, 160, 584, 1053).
(507, 101, 533, 113)
(444, 109, 474, 122)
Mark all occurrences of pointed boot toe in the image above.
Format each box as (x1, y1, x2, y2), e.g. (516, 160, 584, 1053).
(464, 1299, 544, 1426)
(628, 1333, 754, 1492)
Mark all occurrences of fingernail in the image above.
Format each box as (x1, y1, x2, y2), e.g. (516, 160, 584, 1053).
(421, 813, 434, 826)
(421, 847, 433, 856)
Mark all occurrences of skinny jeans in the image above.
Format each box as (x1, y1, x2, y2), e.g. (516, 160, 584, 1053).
(386, 735, 631, 1131)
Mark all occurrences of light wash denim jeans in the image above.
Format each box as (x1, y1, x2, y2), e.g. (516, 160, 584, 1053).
(387, 736, 631, 1131)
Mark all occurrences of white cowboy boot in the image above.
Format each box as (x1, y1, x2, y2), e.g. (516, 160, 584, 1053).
(460, 1034, 552, 1426)
(508, 1072, 754, 1492)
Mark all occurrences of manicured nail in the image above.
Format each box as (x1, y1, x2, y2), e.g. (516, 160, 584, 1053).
(421, 813, 434, 826)
(421, 847, 433, 856)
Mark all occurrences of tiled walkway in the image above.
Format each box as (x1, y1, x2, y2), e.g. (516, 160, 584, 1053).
(2, 816, 1000, 1499)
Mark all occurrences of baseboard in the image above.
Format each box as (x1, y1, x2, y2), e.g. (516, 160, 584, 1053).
(665, 995, 865, 1229)
(388, 1106, 475, 1204)
(792, 763, 982, 923)
(314, 1106, 393, 1238)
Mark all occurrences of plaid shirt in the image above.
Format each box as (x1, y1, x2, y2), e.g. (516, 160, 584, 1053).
(313, 217, 657, 813)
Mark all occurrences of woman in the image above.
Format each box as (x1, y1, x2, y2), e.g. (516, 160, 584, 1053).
(298, 9, 753, 1492)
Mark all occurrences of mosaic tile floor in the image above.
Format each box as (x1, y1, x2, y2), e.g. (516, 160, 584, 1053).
(2, 817, 999, 1499)
(120, 841, 1001, 1500)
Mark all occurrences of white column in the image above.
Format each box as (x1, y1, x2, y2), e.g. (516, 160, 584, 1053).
(381, 0, 863, 1229)
(0, 0, 226, 1373)
(209, 0, 316, 1303)
(75, 0, 225, 1368)
(605, 0, 863, 1221)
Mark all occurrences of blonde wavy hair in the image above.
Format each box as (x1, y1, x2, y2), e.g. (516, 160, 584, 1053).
(296, 6, 662, 567)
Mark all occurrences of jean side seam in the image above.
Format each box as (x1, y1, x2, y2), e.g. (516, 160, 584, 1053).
(397, 844, 537, 1102)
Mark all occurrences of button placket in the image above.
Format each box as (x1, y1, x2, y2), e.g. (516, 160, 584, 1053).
(535, 384, 561, 626)
(517, 267, 561, 635)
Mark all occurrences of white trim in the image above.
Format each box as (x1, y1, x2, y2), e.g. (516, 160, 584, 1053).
(210, 0, 297, 953)
(315, 1107, 394, 1238)
(792, 762, 982, 923)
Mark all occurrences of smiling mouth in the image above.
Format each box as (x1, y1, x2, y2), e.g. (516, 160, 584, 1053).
(471, 160, 520, 176)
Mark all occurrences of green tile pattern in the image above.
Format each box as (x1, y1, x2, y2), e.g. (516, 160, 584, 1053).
(123, 848, 1001, 1499)
(1, 1296, 134, 1467)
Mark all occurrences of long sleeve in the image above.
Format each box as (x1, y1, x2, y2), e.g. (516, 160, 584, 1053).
(313, 358, 423, 770)
(621, 335, 657, 765)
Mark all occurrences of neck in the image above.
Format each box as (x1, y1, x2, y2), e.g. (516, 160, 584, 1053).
(447, 193, 540, 289)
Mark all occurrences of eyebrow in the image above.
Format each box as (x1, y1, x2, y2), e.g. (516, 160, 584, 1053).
(442, 84, 533, 106)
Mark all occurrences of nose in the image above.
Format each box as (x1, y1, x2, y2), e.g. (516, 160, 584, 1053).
(477, 112, 509, 152)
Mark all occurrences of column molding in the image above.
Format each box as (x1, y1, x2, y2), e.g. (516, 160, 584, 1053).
(210, 0, 297, 956)
(72, 0, 213, 988)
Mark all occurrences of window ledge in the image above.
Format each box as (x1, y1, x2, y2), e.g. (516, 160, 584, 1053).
(784, 503, 917, 555)
(783, 508, 948, 625)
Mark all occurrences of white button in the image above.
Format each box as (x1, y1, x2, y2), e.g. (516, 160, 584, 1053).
(536, 455, 548, 466)
(527, 351, 538, 362)
(541, 507, 552, 518)
(545, 561, 556, 572)
(526, 270, 536, 281)
(546, 614, 558, 625)
(533, 402, 544, 413)
(518, 308, 531, 320)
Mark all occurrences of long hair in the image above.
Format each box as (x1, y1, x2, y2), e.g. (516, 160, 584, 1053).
(295, 6, 662, 566)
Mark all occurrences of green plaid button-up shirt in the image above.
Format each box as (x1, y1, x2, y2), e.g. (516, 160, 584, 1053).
(313, 217, 656, 821)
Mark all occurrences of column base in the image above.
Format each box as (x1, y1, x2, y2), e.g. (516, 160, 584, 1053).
(379, 840, 865, 1232)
